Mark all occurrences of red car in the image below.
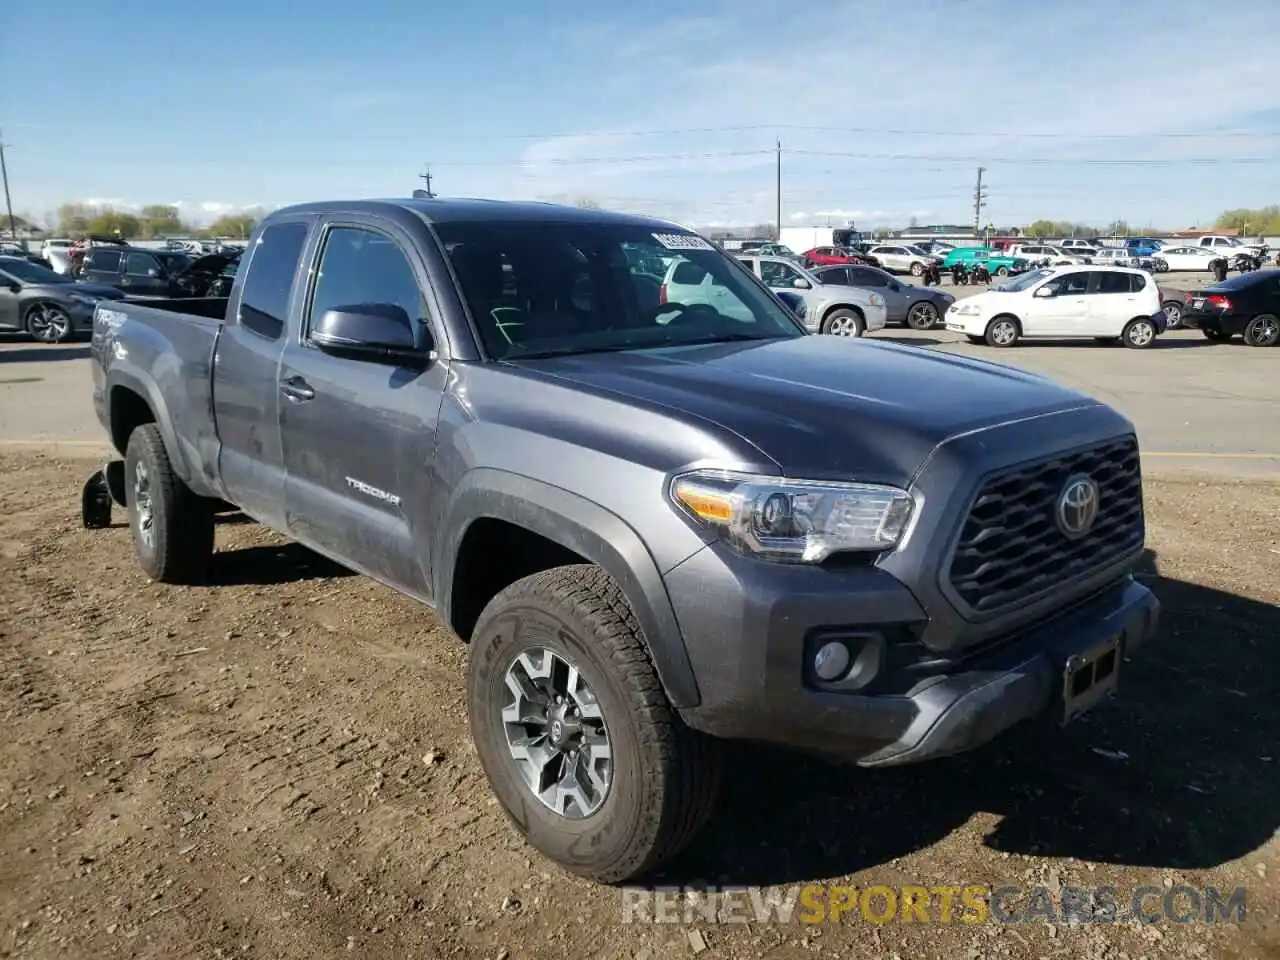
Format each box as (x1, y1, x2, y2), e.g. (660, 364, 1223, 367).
(802, 246, 880, 268)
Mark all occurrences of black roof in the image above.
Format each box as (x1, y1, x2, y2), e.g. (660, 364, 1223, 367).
(267, 197, 686, 231)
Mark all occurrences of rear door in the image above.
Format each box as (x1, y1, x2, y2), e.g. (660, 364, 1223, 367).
(277, 217, 448, 597)
(212, 217, 313, 529)
(81, 248, 123, 287)
(845, 265, 902, 321)
(1086, 271, 1142, 334)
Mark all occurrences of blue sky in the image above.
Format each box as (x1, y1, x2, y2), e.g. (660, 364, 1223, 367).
(5, 0, 1279, 230)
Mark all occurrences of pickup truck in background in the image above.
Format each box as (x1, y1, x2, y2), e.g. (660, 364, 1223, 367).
(1194, 235, 1270, 260)
(86, 198, 1160, 883)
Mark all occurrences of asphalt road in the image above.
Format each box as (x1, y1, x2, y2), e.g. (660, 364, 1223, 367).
(2, 271, 1277, 477)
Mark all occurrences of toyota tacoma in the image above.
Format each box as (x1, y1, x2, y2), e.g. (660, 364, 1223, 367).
(84, 198, 1160, 883)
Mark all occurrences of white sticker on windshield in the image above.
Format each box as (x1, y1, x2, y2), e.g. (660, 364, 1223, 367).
(652, 232, 714, 251)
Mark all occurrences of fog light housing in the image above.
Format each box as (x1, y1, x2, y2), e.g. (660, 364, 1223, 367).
(813, 641, 851, 681)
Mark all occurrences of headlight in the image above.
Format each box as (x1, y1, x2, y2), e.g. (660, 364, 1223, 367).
(867, 293, 885, 307)
(669, 469, 915, 563)
(951, 302, 980, 315)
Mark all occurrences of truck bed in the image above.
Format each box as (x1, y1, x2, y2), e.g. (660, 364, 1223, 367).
(93, 296, 230, 498)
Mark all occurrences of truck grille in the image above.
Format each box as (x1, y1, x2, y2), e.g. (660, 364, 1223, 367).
(947, 437, 1143, 614)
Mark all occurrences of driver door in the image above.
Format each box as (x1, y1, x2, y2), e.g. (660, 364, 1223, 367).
(1027, 271, 1090, 335)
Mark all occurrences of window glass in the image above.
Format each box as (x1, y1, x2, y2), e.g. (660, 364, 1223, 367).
(309, 227, 427, 343)
(433, 221, 802, 359)
(759, 259, 803, 287)
(847, 266, 888, 287)
(238, 221, 308, 340)
(124, 252, 160, 275)
(1097, 272, 1132, 294)
(1129, 273, 1147, 293)
(816, 267, 848, 285)
(85, 249, 121, 272)
(1062, 273, 1090, 294)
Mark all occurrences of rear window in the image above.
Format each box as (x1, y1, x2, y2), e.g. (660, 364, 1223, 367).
(238, 222, 309, 340)
(85, 249, 122, 272)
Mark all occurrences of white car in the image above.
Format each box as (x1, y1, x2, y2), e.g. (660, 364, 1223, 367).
(1091, 247, 1141, 268)
(1151, 245, 1221, 272)
(1009, 244, 1088, 266)
(732, 255, 888, 336)
(866, 244, 938, 277)
(944, 266, 1163, 349)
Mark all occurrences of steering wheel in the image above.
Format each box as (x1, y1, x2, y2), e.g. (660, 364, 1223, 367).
(643, 302, 720, 326)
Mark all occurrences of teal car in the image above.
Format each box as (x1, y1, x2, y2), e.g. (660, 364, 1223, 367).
(941, 247, 1030, 277)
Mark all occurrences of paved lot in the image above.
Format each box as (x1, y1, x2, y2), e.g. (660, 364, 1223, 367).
(4, 269, 1276, 476)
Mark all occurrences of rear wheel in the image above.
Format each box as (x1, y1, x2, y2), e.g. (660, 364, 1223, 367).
(468, 565, 721, 883)
(1243, 314, 1280, 347)
(906, 301, 940, 330)
(995, 266, 1011, 278)
(25, 303, 74, 343)
(124, 425, 215, 583)
(1121, 317, 1157, 349)
(822, 307, 865, 337)
(984, 316, 1020, 347)
(1161, 301, 1182, 329)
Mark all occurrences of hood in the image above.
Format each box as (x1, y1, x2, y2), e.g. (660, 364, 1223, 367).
(509, 336, 1096, 485)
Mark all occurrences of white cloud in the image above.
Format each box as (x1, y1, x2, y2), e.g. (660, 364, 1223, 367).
(497, 1, 1280, 227)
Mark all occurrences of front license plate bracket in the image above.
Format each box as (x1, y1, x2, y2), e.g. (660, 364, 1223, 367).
(1060, 635, 1121, 725)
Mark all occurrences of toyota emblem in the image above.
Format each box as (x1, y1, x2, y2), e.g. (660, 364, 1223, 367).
(1056, 474, 1100, 539)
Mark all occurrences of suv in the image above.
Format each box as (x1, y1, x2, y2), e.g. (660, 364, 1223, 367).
(867, 244, 938, 277)
(732, 254, 888, 335)
(79, 247, 198, 296)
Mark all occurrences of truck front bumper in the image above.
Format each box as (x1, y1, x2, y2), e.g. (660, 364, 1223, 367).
(665, 543, 1159, 766)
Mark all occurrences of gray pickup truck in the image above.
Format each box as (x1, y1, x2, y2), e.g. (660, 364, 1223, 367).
(85, 198, 1159, 883)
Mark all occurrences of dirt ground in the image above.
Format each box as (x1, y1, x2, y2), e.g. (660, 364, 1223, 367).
(1, 452, 1277, 960)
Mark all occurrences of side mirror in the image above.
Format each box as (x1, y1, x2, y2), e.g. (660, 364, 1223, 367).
(792, 277, 811, 289)
(147, 267, 161, 278)
(1034, 286, 1056, 298)
(311, 303, 432, 366)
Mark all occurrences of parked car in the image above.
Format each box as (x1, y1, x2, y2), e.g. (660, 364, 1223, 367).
(750, 242, 801, 260)
(810, 263, 953, 329)
(1091, 247, 1141, 269)
(944, 265, 1165, 348)
(1181, 269, 1280, 346)
(78, 246, 204, 297)
(940, 247, 1030, 278)
(732, 254, 888, 335)
(1151, 245, 1219, 273)
(84, 197, 1160, 884)
(1058, 239, 1100, 253)
(1008, 244, 1087, 267)
(0, 255, 125, 342)
(867, 244, 939, 277)
(801, 246, 877, 268)
(1153, 285, 1191, 329)
(1194, 235, 1269, 260)
(1123, 237, 1165, 258)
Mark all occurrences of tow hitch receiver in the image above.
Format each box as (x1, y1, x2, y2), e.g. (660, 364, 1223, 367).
(81, 460, 126, 529)
(1060, 634, 1121, 725)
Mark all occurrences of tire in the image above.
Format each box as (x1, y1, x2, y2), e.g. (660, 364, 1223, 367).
(1161, 301, 1182, 329)
(984, 315, 1020, 347)
(965, 334, 984, 345)
(124, 424, 214, 583)
(909, 262, 924, 277)
(468, 565, 721, 884)
(1203, 327, 1232, 342)
(995, 266, 1010, 278)
(1243, 313, 1280, 347)
(25, 302, 74, 343)
(821, 307, 865, 337)
(1154, 259, 1169, 274)
(906, 301, 940, 330)
(1121, 317, 1157, 349)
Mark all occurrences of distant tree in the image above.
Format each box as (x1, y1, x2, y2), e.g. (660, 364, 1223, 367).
(203, 214, 258, 239)
(57, 202, 96, 235)
(86, 209, 141, 238)
(1215, 206, 1280, 236)
(1025, 220, 1056, 238)
(0, 212, 35, 233)
(138, 204, 188, 238)
(1105, 220, 1130, 237)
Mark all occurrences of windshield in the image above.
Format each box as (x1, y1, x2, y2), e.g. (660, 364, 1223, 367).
(0, 257, 71, 284)
(991, 267, 1053, 292)
(434, 221, 805, 359)
(156, 252, 193, 272)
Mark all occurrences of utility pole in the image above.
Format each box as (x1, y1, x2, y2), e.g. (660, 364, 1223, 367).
(417, 165, 436, 198)
(0, 130, 16, 240)
(775, 139, 782, 241)
(971, 166, 986, 238)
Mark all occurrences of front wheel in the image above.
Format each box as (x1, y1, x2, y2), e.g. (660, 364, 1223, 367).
(984, 316, 1020, 347)
(909, 262, 924, 277)
(1161, 301, 1182, 329)
(995, 266, 1011, 278)
(822, 307, 865, 337)
(1243, 314, 1280, 347)
(468, 565, 721, 883)
(1121, 317, 1157, 349)
(124, 425, 215, 583)
(906, 301, 940, 330)
(25, 303, 74, 343)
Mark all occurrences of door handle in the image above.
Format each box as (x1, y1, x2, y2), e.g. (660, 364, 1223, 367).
(280, 376, 314, 402)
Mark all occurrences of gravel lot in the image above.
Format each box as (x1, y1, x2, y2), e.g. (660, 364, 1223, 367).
(1, 450, 1278, 960)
